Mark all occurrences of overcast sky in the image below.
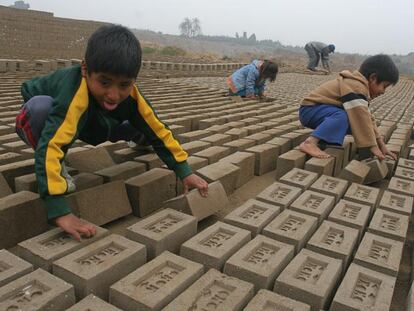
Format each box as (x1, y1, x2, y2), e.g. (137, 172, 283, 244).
(2, 0, 413, 55)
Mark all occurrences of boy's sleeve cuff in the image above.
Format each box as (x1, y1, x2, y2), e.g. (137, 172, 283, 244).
(44, 195, 72, 220)
(173, 161, 193, 180)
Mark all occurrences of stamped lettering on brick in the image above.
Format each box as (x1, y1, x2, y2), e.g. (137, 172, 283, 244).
(269, 187, 291, 200)
(322, 178, 339, 190)
(402, 160, 414, 168)
(0, 280, 51, 309)
(401, 169, 414, 178)
(323, 228, 344, 246)
(380, 215, 400, 231)
(76, 242, 125, 265)
(396, 179, 410, 191)
(351, 274, 380, 307)
(189, 280, 235, 310)
(341, 204, 361, 220)
(240, 205, 266, 220)
(295, 258, 327, 284)
(388, 195, 406, 208)
(353, 187, 371, 199)
(291, 171, 308, 182)
(0, 261, 11, 273)
(201, 229, 234, 248)
(135, 261, 184, 294)
(303, 195, 324, 209)
(263, 301, 294, 311)
(279, 215, 305, 233)
(244, 242, 278, 264)
(145, 215, 181, 233)
(40, 232, 72, 249)
(368, 240, 391, 263)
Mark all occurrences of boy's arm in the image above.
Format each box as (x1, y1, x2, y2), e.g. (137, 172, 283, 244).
(321, 54, 330, 71)
(35, 78, 89, 219)
(245, 69, 257, 97)
(129, 86, 192, 180)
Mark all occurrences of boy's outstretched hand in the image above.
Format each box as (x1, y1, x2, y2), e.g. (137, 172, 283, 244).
(182, 174, 209, 197)
(54, 213, 97, 242)
(370, 146, 385, 161)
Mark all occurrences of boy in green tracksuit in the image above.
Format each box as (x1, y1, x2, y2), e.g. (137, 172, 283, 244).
(15, 24, 208, 241)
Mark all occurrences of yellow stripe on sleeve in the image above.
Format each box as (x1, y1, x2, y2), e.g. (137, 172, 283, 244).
(131, 86, 188, 163)
(46, 78, 89, 195)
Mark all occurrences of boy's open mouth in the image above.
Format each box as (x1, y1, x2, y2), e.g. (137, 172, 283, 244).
(102, 101, 118, 111)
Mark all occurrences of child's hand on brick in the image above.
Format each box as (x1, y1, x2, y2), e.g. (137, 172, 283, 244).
(378, 142, 397, 161)
(54, 213, 97, 242)
(182, 174, 208, 197)
(370, 145, 385, 161)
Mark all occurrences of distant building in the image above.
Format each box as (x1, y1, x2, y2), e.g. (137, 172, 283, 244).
(9, 1, 30, 9)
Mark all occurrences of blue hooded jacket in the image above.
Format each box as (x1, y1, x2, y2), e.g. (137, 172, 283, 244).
(227, 60, 265, 96)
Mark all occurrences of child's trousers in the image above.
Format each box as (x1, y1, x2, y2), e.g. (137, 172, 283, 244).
(15, 95, 142, 149)
(299, 104, 351, 145)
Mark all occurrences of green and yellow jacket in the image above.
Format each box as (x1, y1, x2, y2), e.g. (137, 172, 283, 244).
(21, 65, 192, 219)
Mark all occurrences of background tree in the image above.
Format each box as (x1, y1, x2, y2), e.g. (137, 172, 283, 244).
(179, 18, 192, 37)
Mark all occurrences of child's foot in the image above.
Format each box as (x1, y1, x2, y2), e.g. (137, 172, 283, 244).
(299, 141, 331, 159)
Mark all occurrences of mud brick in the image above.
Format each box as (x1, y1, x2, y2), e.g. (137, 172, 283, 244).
(344, 135, 357, 160)
(325, 147, 345, 176)
(15, 225, 109, 272)
(3, 141, 27, 153)
(384, 156, 396, 178)
(53, 234, 146, 301)
(206, 124, 231, 133)
(0, 172, 12, 198)
(244, 144, 278, 175)
(244, 124, 266, 135)
(163, 181, 228, 221)
(0, 249, 33, 287)
(338, 160, 370, 184)
(368, 209, 409, 242)
(410, 149, 414, 160)
(200, 133, 232, 146)
(276, 149, 306, 179)
(196, 162, 239, 195)
(180, 221, 251, 271)
(175, 156, 209, 195)
(395, 166, 414, 181)
(274, 248, 342, 310)
(0, 159, 35, 191)
(14, 172, 38, 193)
(69, 180, 132, 225)
(245, 133, 272, 144)
(177, 129, 210, 143)
(169, 124, 185, 135)
(0, 268, 75, 310)
(220, 151, 255, 187)
(305, 157, 335, 176)
(327, 200, 371, 240)
(244, 289, 311, 310)
(126, 208, 197, 260)
(224, 235, 294, 292)
(223, 138, 256, 153)
(126, 168, 176, 217)
(242, 117, 261, 126)
(388, 176, 414, 197)
(256, 182, 302, 210)
(408, 281, 414, 311)
(109, 251, 203, 311)
(226, 120, 246, 128)
(111, 148, 146, 163)
(262, 209, 318, 253)
(193, 146, 231, 164)
(225, 127, 249, 139)
(386, 143, 403, 157)
(398, 158, 414, 169)
(223, 199, 281, 237)
(330, 263, 395, 311)
(72, 173, 104, 191)
(164, 268, 253, 310)
(94, 161, 146, 182)
(0, 191, 47, 249)
(343, 183, 380, 209)
(66, 147, 115, 173)
(199, 118, 222, 129)
(306, 220, 358, 272)
(362, 158, 389, 184)
(379, 190, 413, 216)
(266, 137, 292, 154)
(281, 132, 306, 147)
(67, 294, 122, 311)
(289, 190, 336, 224)
(354, 232, 403, 277)
(310, 175, 349, 203)
(279, 168, 318, 190)
(0, 152, 23, 165)
(133, 153, 163, 170)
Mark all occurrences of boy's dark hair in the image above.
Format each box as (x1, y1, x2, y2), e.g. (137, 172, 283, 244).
(85, 24, 142, 78)
(260, 60, 278, 82)
(359, 54, 399, 85)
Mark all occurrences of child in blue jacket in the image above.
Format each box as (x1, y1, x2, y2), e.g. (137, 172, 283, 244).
(227, 60, 278, 99)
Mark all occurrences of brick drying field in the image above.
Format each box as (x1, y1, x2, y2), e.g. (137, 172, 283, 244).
(1, 67, 414, 310)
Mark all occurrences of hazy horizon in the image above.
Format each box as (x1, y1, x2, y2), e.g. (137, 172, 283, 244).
(1, 0, 413, 55)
